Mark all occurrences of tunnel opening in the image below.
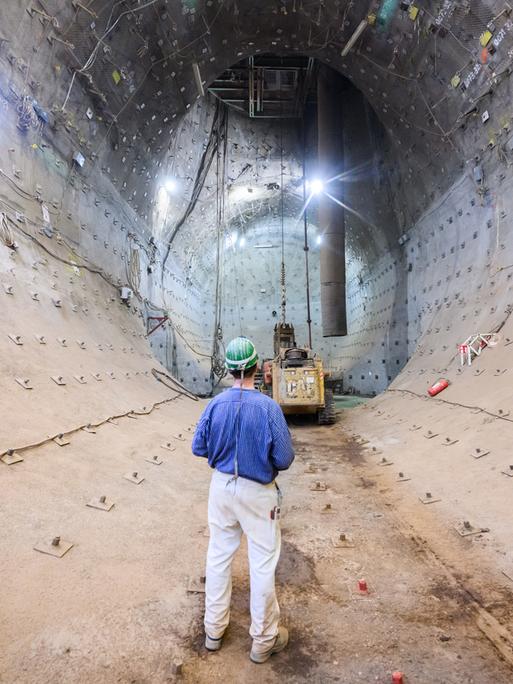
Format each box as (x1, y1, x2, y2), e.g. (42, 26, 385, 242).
(155, 54, 408, 398)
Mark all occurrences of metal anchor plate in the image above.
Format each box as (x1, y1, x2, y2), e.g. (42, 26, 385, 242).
(471, 448, 489, 459)
(124, 471, 144, 485)
(187, 575, 206, 593)
(15, 377, 33, 390)
(310, 481, 328, 491)
(378, 457, 393, 466)
(87, 495, 114, 511)
(34, 536, 73, 558)
(82, 425, 96, 434)
(396, 472, 411, 483)
(1, 450, 24, 465)
(454, 521, 490, 537)
(419, 492, 441, 505)
(332, 533, 354, 548)
(145, 455, 163, 465)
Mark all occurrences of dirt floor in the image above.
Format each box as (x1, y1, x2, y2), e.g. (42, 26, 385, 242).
(2, 399, 513, 684)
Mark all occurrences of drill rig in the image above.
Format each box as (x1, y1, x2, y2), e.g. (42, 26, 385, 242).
(260, 323, 336, 425)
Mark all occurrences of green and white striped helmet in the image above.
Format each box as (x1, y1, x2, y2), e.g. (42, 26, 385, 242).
(225, 336, 258, 371)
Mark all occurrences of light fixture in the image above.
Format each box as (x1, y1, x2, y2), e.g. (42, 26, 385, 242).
(164, 178, 177, 193)
(192, 62, 205, 97)
(341, 18, 369, 57)
(239, 236, 246, 247)
(309, 179, 324, 195)
(316, 235, 322, 246)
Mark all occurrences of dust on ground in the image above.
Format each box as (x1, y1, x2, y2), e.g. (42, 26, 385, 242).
(1, 406, 512, 683)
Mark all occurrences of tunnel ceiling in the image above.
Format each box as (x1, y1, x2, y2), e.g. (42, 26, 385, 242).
(3, 0, 509, 240)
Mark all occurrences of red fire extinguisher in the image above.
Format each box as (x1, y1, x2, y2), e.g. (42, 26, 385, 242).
(428, 378, 449, 397)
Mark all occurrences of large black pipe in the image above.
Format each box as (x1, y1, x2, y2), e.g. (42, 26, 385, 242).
(317, 65, 347, 337)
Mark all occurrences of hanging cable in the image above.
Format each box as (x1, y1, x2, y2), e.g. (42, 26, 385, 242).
(210, 104, 229, 391)
(279, 97, 287, 324)
(302, 119, 313, 348)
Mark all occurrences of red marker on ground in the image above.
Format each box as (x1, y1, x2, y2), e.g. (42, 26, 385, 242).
(392, 672, 404, 684)
(357, 578, 368, 593)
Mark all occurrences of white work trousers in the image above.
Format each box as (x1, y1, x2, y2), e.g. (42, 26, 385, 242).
(204, 469, 282, 651)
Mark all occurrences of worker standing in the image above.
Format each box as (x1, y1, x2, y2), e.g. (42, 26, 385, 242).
(192, 336, 295, 663)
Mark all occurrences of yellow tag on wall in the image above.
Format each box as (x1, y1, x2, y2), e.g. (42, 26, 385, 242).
(451, 74, 461, 88)
(480, 30, 492, 47)
(112, 69, 121, 85)
(409, 6, 419, 21)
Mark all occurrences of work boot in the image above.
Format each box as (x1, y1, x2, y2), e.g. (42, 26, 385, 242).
(250, 627, 289, 664)
(205, 633, 224, 651)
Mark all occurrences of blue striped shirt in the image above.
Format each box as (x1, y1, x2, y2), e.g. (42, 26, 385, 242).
(192, 388, 295, 484)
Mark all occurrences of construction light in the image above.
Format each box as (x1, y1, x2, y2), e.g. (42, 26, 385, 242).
(164, 178, 177, 193)
(239, 236, 246, 247)
(316, 235, 322, 246)
(341, 19, 369, 57)
(309, 179, 324, 195)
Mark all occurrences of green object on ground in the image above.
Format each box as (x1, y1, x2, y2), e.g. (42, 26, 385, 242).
(334, 395, 368, 409)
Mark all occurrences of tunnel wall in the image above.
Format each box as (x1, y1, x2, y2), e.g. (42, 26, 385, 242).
(4, 1, 511, 398)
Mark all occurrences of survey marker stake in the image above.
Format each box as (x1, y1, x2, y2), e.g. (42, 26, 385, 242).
(124, 471, 144, 484)
(145, 454, 163, 465)
(1, 449, 24, 465)
(87, 495, 114, 511)
(34, 536, 73, 558)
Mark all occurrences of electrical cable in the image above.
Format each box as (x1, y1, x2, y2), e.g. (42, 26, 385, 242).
(1, 393, 185, 460)
(61, 0, 160, 110)
(0, 211, 16, 248)
(161, 100, 227, 272)
(279, 94, 287, 324)
(151, 368, 199, 401)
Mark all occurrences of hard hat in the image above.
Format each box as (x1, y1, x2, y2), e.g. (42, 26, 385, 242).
(225, 336, 258, 371)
